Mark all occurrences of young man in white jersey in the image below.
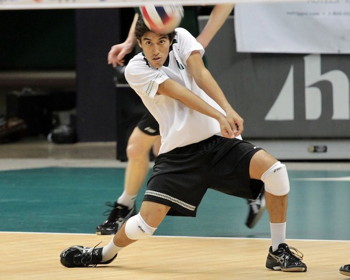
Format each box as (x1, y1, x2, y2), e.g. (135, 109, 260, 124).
(60, 16, 307, 272)
(97, 6, 265, 235)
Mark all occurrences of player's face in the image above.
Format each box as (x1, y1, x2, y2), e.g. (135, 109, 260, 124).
(138, 32, 171, 69)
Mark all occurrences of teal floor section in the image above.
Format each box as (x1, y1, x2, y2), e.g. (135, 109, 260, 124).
(1, 167, 349, 240)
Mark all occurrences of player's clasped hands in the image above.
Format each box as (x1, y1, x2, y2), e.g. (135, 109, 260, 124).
(220, 108, 244, 138)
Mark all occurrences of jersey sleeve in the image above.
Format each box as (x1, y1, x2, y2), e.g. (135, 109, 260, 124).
(174, 27, 205, 66)
(125, 58, 169, 98)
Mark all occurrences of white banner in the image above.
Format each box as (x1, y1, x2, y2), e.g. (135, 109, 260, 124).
(0, 0, 280, 10)
(235, 1, 350, 54)
(0, 0, 320, 10)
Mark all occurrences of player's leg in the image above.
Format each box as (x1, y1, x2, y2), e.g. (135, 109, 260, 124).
(96, 127, 160, 235)
(60, 201, 170, 267)
(123, 129, 160, 202)
(122, 113, 160, 207)
(249, 151, 287, 223)
(112, 201, 169, 247)
(249, 150, 307, 272)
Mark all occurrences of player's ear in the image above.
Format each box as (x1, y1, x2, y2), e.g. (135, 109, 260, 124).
(137, 39, 142, 48)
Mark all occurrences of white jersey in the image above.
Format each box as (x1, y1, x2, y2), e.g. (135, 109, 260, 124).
(125, 28, 225, 154)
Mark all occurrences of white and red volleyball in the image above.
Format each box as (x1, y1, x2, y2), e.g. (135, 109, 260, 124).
(140, 5, 184, 34)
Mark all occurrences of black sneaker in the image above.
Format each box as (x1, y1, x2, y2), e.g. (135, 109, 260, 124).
(60, 245, 117, 267)
(266, 243, 307, 272)
(96, 202, 137, 235)
(340, 264, 350, 276)
(245, 189, 266, 228)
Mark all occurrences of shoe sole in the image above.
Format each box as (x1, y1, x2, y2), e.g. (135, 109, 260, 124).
(267, 266, 307, 272)
(282, 267, 307, 272)
(96, 230, 116, 235)
(100, 253, 118, 265)
(340, 270, 350, 276)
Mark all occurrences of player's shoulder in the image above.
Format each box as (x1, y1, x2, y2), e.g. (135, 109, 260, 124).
(173, 27, 198, 48)
(126, 53, 148, 70)
(125, 52, 150, 80)
(174, 27, 193, 38)
(128, 52, 144, 64)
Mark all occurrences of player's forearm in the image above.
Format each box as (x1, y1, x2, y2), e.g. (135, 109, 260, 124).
(187, 53, 233, 114)
(125, 13, 139, 46)
(194, 67, 234, 114)
(158, 79, 225, 121)
(172, 87, 237, 138)
(196, 4, 234, 48)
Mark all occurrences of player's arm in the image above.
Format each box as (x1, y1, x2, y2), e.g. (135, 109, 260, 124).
(157, 78, 236, 139)
(108, 13, 139, 67)
(186, 50, 244, 136)
(196, 4, 234, 48)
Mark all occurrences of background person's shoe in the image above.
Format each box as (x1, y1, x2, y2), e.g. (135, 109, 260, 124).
(245, 189, 265, 228)
(96, 202, 136, 235)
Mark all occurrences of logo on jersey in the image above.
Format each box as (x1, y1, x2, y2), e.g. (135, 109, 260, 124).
(144, 127, 157, 134)
(175, 59, 184, 70)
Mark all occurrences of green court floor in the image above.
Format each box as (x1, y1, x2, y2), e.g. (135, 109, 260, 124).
(1, 166, 350, 240)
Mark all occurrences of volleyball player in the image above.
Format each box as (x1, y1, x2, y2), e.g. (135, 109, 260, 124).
(61, 16, 307, 272)
(96, 6, 265, 235)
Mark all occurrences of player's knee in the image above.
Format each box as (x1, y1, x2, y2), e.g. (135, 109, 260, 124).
(126, 144, 147, 160)
(125, 213, 157, 240)
(261, 161, 290, 196)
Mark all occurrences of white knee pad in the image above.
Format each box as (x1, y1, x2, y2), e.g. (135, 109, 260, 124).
(125, 213, 157, 240)
(261, 161, 290, 196)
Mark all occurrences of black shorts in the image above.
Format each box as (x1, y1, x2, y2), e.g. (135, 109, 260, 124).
(144, 136, 264, 217)
(137, 112, 160, 136)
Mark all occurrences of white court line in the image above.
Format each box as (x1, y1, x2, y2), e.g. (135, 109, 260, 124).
(1, 159, 349, 171)
(1, 230, 350, 243)
(0, 158, 130, 171)
(294, 177, 350, 181)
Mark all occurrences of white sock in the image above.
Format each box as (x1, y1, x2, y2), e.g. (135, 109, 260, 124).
(102, 238, 123, 262)
(117, 191, 137, 209)
(270, 222, 286, 251)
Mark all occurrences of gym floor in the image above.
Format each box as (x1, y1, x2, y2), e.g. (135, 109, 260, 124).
(1, 138, 350, 279)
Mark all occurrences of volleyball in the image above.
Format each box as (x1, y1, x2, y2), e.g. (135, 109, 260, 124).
(140, 5, 184, 34)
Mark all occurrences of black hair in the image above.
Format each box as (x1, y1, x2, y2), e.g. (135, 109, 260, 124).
(135, 16, 176, 42)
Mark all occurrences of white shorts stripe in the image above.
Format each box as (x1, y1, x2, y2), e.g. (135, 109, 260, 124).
(145, 190, 196, 212)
